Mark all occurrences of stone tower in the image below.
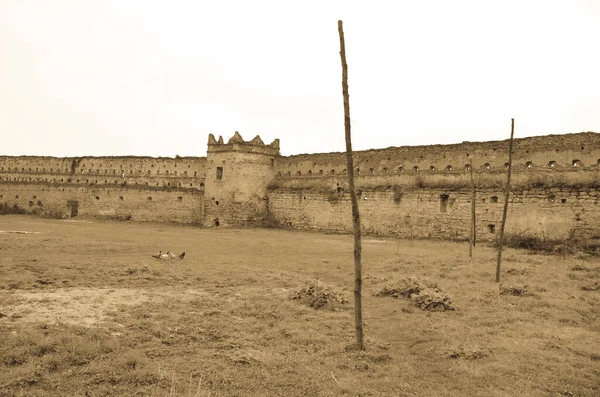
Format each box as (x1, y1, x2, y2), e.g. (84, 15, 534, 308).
(203, 132, 280, 227)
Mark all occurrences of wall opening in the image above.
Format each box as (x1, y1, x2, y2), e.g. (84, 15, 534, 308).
(95, 196, 100, 200)
(147, 196, 152, 201)
(464, 164, 471, 171)
(216, 166, 224, 180)
(491, 196, 499, 203)
(561, 198, 567, 204)
(572, 159, 582, 167)
(413, 166, 420, 172)
(177, 196, 183, 202)
(119, 196, 124, 200)
(525, 161, 533, 169)
(337, 187, 342, 193)
(67, 200, 79, 217)
(483, 163, 490, 170)
(214, 218, 220, 227)
(398, 167, 404, 173)
(270, 158, 274, 167)
(488, 224, 496, 233)
(446, 165, 453, 171)
(394, 185, 402, 204)
(430, 165, 436, 171)
(215, 201, 219, 205)
(548, 161, 557, 168)
(439, 194, 449, 213)
(28, 201, 34, 207)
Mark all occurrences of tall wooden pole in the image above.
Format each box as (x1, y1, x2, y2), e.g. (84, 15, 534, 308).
(469, 159, 475, 257)
(338, 20, 364, 350)
(470, 158, 476, 248)
(496, 118, 515, 283)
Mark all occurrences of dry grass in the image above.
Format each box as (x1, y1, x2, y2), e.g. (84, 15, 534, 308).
(0, 215, 599, 396)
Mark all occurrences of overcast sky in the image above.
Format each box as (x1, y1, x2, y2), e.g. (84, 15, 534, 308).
(1, 0, 599, 158)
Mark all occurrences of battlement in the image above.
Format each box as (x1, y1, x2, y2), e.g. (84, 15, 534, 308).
(207, 132, 280, 156)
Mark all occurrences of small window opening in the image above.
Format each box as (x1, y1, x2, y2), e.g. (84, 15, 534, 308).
(464, 164, 471, 171)
(413, 166, 420, 172)
(308, 170, 312, 175)
(383, 167, 388, 173)
(488, 224, 496, 233)
(297, 171, 302, 176)
(356, 168, 360, 174)
(525, 161, 533, 169)
(548, 161, 556, 168)
(119, 196, 124, 200)
(482, 198, 486, 203)
(572, 160, 582, 167)
(330, 169, 335, 175)
(337, 187, 342, 193)
(369, 168, 374, 174)
(446, 165, 453, 171)
(561, 198, 567, 204)
(214, 218, 220, 227)
(215, 201, 219, 205)
(177, 196, 183, 202)
(504, 163, 510, 169)
(216, 167, 223, 180)
(319, 170, 324, 175)
(430, 165, 436, 171)
(483, 163, 490, 170)
(440, 194, 449, 213)
(95, 196, 100, 200)
(491, 196, 499, 203)
(147, 196, 152, 201)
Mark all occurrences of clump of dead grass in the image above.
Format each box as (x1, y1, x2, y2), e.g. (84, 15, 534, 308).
(499, 285, 534, 297)
(375, 278, 455, 311)
(291, 280, 349, 310)
(581, 281, 600, 291)
(447, 346, 489, 360)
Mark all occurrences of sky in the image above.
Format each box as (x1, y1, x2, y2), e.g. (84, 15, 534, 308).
(1, 0, 599, 158)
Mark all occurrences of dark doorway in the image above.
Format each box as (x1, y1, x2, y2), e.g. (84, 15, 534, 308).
(66, 200, 79, 217)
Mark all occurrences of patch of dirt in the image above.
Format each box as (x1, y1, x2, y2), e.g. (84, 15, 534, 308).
(376, 278, 455, 311)
(0, 287, 210, 326)
(291, 280, 348, 310)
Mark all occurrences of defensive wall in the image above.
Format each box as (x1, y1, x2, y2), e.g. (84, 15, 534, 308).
(1, 131, 599, 242)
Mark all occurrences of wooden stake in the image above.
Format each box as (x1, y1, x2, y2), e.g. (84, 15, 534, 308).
(338, 20, 364, 350)
(469, 158, 475, 257)
(496, 118, 515, 283)
(470, 158, 476, 248)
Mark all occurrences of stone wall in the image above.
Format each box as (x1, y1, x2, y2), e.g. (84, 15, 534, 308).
(0, 131, 598, 240)
(0, 183, 204, 223)
(268, 183, 600, 241)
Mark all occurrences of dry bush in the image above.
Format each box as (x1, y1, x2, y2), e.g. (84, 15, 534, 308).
(291, 280, 349, 310)
(500, 285, 534, 297)
(376, 278, 455, 311)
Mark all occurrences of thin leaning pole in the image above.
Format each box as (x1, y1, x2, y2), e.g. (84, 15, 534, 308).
(338, 20, 364, 350)
(469, 159, 475, 257)
(496, 118, 515, 283)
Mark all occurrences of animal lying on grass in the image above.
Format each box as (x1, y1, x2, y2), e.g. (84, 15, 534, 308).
(151, 251, 185, 260)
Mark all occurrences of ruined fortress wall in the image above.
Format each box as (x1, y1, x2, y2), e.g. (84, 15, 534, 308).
(267, 132, 599, 240)
(0, 156, 207, 189)
(275, 132, 599, 177)
(268, 182, 600, 241)
(1, 132, 598, 239)
(0, 182, 204, 223)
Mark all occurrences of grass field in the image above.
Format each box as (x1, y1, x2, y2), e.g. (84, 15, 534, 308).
(1, 215, 599, 397)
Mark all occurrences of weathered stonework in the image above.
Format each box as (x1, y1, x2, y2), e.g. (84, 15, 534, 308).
(1, 131, 599, 241)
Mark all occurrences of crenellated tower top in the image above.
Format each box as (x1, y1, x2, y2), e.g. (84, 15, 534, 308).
(207, 132, 280, 156)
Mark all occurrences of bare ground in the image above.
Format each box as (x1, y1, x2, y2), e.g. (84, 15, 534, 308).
(0, 215, 599, 397)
